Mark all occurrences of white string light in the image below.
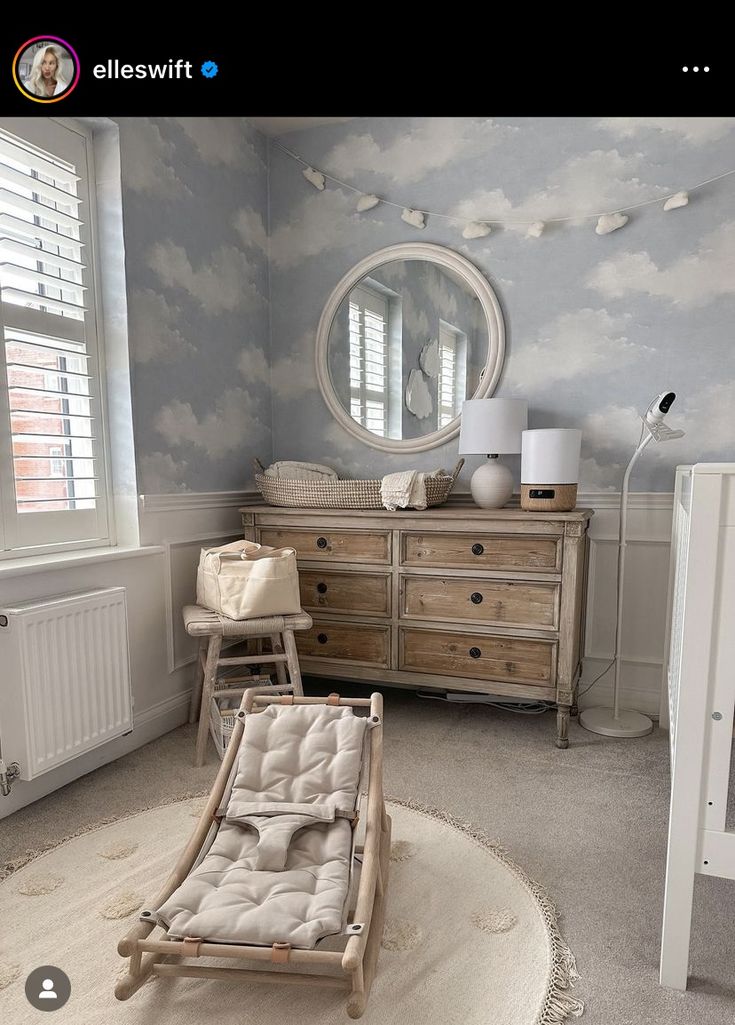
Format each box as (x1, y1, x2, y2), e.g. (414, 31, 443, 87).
(275, 140, 735, 237)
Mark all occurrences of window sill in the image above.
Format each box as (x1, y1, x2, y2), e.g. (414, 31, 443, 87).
(0, 544, 164, 579)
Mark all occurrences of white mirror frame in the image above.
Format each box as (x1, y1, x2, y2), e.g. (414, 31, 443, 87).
(315, 242, 505, 453)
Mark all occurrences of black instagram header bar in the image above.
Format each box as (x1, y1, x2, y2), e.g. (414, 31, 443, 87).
(0, 27, 725, 115)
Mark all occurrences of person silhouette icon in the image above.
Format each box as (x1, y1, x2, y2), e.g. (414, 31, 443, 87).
(25, 965, 70, 1010)
(38, 979, 57, 1000)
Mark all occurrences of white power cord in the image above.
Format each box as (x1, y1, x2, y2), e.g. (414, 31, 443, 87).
(417, 690, 553, 715)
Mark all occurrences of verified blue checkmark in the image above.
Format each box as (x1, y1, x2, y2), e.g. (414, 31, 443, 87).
(201, 61, 218, 79)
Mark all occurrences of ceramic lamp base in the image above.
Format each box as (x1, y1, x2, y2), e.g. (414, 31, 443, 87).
(520, 483, 578, 512)
(470, 458, 514, 509)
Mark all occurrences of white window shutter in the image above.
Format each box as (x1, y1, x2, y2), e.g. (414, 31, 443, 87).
(0, 119, 110, 553)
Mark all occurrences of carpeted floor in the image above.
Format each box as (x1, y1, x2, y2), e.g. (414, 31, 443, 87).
(1, 681, 734, 1024)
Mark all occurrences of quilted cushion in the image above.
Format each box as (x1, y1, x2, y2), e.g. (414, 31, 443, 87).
(224, 703, 366, 870)
(156, 704, 367, 946)
(156, 818, 352, 947)
(226, 703, 367, 816)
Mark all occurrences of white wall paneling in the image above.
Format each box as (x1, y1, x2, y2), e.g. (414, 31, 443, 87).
(0, 493, 253, 817)
(579, 492, 674, 716)
(164, 532, 242, 672)
(138, 491, 257, 546)
(0, 489, 674, 816)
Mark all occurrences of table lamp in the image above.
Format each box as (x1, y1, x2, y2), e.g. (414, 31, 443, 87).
(459, 398, 528, 508)
(520, 428, 582, 511)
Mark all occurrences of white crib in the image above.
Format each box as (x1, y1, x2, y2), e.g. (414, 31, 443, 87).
(659, 463, 735, 989)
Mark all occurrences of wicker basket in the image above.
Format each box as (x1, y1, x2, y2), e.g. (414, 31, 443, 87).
(253, 458, 464, 510)
(208, 675, 272, 759)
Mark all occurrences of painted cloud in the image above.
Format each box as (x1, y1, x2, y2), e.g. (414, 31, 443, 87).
(452, 150, 669, 228)
(154, 388, 265, 459)
(587, 222, 735, 308)
(270, 189, 371, 269)
(234, 206, 269, 255)
(505, 308, 647, 392)
(128, 289, 196, 364)
(147, 241, 265, 313)
(325, 118, 513, 185)
(597, 117, 735, 145)
(118, 118, 190, 198)
(174, 117, 264, 170)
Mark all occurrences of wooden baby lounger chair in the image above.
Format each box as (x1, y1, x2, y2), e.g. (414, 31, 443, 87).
(116, 689, 390, 1019)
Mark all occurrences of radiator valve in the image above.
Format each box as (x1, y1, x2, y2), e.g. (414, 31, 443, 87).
(0, 759, 20, 797)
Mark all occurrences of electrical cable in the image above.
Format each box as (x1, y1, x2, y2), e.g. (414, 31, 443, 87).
(416, 690, 553, 715)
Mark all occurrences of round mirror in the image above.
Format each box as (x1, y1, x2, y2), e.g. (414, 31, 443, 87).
(316, 243, 505, 453)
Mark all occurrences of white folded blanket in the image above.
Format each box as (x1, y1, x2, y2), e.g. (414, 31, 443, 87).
(380, 469, 444, 511)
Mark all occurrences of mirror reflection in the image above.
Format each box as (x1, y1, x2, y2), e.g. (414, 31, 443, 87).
(327, 259, 489, 440)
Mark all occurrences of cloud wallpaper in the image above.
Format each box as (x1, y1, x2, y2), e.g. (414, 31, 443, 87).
(117, 117, 272, 494)
(119, 116, 735, 493)
(268, 117, 735, 492)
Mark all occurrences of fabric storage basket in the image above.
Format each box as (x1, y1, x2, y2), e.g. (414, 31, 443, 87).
(253, 458, 464, 509)
(196, 540, 301, 620)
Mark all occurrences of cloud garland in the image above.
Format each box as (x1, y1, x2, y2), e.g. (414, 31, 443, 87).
(279, 140, 735, 239)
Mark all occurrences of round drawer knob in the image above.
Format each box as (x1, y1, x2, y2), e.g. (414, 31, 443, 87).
(317, 633, 329, 644)
(316, 537, 328, 549)
(316, 582, 328, 594)
(470, 592, 483, 605)
(469, 647, 482, 659)
(471, 543, 484, 556)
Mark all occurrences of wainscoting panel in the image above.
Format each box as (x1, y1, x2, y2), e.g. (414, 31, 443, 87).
(164, 532, 241, 672)
(578, 492, 674, 716)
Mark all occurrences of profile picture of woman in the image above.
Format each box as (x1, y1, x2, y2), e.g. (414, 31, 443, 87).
(19, 41, 74, 100)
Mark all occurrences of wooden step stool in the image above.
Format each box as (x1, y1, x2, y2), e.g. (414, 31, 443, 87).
(182, 605, 313, 766)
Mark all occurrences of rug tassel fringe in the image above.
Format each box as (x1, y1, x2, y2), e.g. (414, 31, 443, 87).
(530, 882, 584, 1022)
(544, 992, 585, 1022)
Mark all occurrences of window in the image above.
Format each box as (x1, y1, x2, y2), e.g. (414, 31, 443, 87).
(0, 117, 111, 556)
(437, 321, 467, 429)
(348, 285, 388, 437)
(48, 445, 65, 476)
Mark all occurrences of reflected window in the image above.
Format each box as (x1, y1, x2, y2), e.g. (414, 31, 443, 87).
(349, 285, 389, 437)
(437, 321, 467, 428)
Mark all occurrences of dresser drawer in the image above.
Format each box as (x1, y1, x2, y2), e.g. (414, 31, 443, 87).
(299, 569, 391, 617)
(297, 621, 390, 668)
(402, 576, 558, 630)
(259, 527, 390, 564)
(402, 532, 561, 572)
(400, 627, 555, 687)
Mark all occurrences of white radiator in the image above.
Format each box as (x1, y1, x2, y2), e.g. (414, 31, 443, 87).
(0, 588, 133, 780)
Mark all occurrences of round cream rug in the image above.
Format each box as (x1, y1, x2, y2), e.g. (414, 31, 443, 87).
(0, 798, 583, 1024)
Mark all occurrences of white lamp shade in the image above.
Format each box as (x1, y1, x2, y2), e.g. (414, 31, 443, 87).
(521, 429, 582, 484)
(459, 399, 528, 455)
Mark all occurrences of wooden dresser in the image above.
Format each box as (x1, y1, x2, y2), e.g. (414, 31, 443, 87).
(239, 502, 593, 747)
